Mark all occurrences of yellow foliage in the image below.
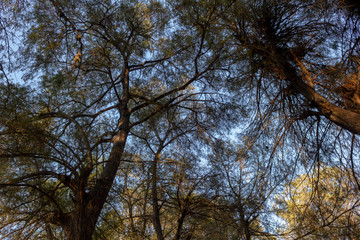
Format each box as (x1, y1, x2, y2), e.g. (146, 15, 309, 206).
(276, 166, 360, 239)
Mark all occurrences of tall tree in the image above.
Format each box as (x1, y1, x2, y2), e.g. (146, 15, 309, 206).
(222, 0, 360, 134)
(1, 0, 360, 239)
(0, 0, 224, 239)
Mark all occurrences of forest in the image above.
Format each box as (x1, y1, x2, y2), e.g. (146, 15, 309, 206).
(0, 0, 360, 239)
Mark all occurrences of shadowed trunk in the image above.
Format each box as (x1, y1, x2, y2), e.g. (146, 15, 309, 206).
(152, 151, 165, 240)
(60, 116, 130, 240)
(57, 67, 131, 239)
(274, 49, 360, 135)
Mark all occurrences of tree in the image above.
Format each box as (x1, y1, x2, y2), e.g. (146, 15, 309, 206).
(275, 165, 360, 239)
(221, 0, 360, 134)
(1, 0, 360, 239)
(0, 0, 224, 239)
(203, 137, 282, 240)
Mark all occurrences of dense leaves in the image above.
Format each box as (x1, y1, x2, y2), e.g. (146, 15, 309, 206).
(0, 0, 360, 239)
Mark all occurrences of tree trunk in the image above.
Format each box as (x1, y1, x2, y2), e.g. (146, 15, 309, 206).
(60, 120, 130, 239)
(62, 213, 96, 240)
(275, 49, 360, 135)
(238, 203, 251, 240)
(175, 211, 187, 240)
(152, 151, 165, 240)
(59, 66, 131, 239)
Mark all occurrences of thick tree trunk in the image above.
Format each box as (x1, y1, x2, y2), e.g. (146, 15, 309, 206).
(62, 213, 96, 240)
(60, 120, 130, 240)
(275, 49, 360, 135)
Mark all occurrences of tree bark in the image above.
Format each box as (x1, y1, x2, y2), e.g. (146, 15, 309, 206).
(152, 151, 165, 240)
(59, 120, 130, 240)
(174, 211, 187, 240)
(275, 49, 360, 135)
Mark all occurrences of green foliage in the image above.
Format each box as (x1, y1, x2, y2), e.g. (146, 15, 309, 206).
(1, 0, 360, 239)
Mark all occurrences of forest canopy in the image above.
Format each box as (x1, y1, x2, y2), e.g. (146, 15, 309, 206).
(0, 0, 360, 239)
